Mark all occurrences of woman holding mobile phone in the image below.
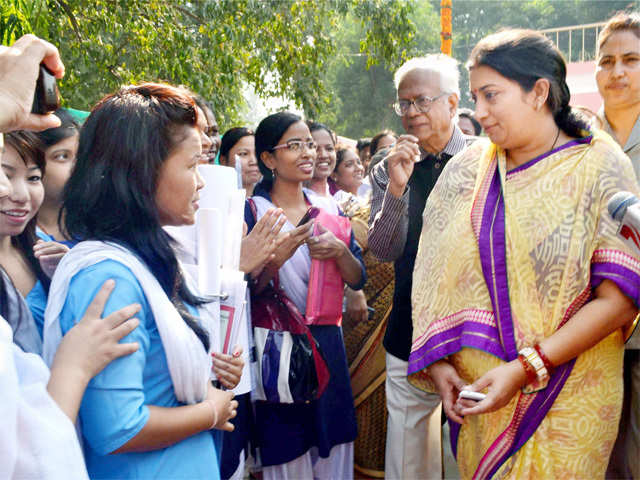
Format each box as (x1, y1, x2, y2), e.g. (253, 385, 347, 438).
(247, 111, 366, 479)
(409, 29, 640, 479)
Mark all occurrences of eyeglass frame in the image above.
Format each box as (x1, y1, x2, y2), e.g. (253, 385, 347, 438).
(271, 139, 317, 152)
(393, 92, 448, 117)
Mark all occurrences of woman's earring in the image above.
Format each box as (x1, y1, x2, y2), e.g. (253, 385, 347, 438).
(271, 168, 277, 177)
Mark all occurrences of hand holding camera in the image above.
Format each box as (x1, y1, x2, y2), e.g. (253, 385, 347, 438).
(0, 34, 63, 133)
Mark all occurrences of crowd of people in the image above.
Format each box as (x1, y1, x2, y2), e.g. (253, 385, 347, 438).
(1, 9, 639, 480)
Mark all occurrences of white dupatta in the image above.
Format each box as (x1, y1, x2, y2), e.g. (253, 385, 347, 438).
(0, 316, 88, 479)
(42, 241, 211, 405)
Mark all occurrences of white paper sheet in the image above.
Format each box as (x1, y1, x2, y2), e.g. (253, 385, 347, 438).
(197, 208, 223, 297)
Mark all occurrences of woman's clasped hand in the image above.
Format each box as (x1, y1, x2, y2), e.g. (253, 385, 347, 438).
(239, 207, 287, 275)
(204, 383, 238, 432)
(211, 346, 244, 391)
(33, 239, 69, 278)
(306, 223, 348, 260)
(266, 220, 314, 271)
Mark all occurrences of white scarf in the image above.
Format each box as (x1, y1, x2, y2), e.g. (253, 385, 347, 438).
(0, 316, 88, 479)
(42, 241, 210, 405)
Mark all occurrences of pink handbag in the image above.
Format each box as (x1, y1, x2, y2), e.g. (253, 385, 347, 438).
(305, 207, 352, 326)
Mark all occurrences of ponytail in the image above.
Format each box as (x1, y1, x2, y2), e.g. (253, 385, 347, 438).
(554, 105, 587, 138)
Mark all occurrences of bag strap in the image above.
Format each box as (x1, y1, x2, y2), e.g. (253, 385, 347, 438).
(248, 197, 281, 290)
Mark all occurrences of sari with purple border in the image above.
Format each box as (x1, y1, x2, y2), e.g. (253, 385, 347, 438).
(409, 132, 640, 479)
(465, 140, 588, 479)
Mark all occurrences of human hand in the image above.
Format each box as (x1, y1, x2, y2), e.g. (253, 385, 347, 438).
(345, 288, 368, 323)
(455, 360, 527, 417)
(205, 383, 238, 432)
(49, 280, 141, 385)
(211, 345, 245, 390)
(306, 223, 347, 260)
(33, 240, 69, 278)
(386, 134, 420, 197)
(267, 221, 314, 270)
(239, 208, 287, 274)
(0, 34, 65, 133)
(427, 359, 468, 424)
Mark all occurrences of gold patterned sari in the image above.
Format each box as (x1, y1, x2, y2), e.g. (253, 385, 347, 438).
(339, 194, 394, 478)
(409, 131, 640, 479)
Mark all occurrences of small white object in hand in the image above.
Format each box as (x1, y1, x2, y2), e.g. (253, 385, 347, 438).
(458, 389, 486, 402)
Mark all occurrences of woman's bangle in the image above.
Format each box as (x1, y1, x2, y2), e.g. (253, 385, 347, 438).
(533, 343, 554, 374)
(517, 354, 537, 385)
(519, 347, 550, 384)
(204, 399, 218, 429)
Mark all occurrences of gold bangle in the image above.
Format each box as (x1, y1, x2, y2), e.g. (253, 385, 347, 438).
(519, 347, 549, 383)
(624, 313, 640, 343)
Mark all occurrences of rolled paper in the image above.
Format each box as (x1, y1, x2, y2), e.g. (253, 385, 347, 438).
(234, 154, 243, 189)
(197, 207, 222, 296)
(223, 189, 246, 270)
(198, 164, 237, 210)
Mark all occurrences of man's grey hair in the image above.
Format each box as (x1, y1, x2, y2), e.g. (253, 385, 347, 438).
(394, 54, 461, 99)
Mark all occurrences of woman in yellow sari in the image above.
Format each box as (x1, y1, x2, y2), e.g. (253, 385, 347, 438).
(409, 29, 640, 479)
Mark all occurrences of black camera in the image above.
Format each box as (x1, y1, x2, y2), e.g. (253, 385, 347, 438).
(31, 64, 60, 114)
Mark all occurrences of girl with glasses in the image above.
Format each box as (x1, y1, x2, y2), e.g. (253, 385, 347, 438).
(247, 111, 366, 480)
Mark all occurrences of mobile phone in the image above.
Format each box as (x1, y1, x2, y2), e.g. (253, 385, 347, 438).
(296, 206, 319, 227)
(458, 390, 486, 402)
(367, 306, 375, 320)
(31, 64, 60, 114)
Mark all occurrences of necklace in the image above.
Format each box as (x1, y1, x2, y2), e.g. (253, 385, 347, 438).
(505, 127, 563, 171)
(550, 127, 561, 152)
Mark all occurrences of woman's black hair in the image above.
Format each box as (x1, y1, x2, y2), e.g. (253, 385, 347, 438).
(370, 129, 397, 155)
(254, 111, 301, 193)
(356, 137, 371, 152)
(4, 131, 50, 292)
(62, 82, 209, 350)
(457, 108, 482, 136)
(306, 121, 336, 145)
(335, 144, 359, 171)
(467, 28, 587, 138)
(34, 108, 79, 149)
(219, 127, 254, 165)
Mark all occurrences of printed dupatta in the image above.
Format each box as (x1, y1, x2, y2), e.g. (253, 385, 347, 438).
(408, 131, 640, 479)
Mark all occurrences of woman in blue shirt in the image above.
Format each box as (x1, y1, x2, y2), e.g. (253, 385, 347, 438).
(46, 83, 238, 479)
(0, 131, 51, 341)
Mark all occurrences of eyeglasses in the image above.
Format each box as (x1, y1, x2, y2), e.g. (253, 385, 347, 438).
(393, 93, 447, 116)
(272, 140, 317, 152)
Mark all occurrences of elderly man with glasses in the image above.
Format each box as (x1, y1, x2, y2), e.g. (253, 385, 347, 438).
(368, 54, 474, 480)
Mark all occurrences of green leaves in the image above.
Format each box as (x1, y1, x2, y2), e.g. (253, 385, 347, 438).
(1, 0, 48, 45)
(1, 0, 420, 132)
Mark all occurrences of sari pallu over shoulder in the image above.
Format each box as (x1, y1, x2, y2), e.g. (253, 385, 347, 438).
(408, 131, 640, 479)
